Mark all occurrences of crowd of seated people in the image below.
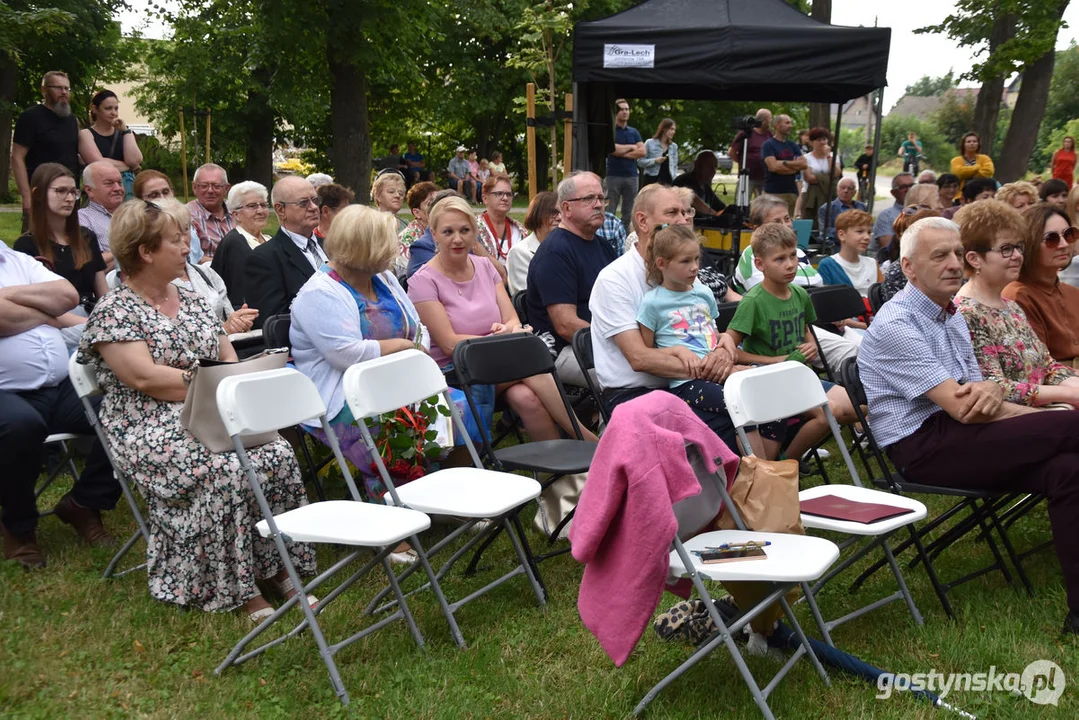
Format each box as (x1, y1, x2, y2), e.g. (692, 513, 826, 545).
(12, 120, 1079, 646)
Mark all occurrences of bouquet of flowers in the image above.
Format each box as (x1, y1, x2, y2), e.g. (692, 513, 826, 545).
(365, 394, 450, 483)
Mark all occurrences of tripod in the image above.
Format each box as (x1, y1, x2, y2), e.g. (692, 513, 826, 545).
(727, 131, 753, 257)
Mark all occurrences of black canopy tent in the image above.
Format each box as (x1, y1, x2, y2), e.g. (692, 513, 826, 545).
(571, 0, 892, 180)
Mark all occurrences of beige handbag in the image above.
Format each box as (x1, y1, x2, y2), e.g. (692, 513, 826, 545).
(179, 348, 289, 453)
(716, 456, 804, 535)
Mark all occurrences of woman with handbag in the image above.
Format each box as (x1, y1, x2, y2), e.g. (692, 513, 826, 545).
(77, 90, 143, 199)
(77, 199, 315, 623)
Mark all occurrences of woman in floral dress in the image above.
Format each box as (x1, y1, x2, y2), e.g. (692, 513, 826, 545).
(954, 200, 1079, 406)
(78, 199, 314, 621)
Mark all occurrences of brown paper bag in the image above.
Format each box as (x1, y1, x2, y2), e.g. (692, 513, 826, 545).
(715, 456, 803, 635)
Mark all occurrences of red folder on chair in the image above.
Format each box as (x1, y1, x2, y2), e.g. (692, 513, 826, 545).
(800, 494, 915, 524)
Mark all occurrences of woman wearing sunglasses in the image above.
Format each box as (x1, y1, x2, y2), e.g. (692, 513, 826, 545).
(954, 200, 1079, 405)
(1002, 204, 1079, 365)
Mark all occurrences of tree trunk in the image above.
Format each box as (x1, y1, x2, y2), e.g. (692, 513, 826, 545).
(327, 50, 371, 201)
(243, 66, 275, 187)
(0, 54, 18, 204)
(971, 13, 1014, 150)
(808, 0, 832, 132)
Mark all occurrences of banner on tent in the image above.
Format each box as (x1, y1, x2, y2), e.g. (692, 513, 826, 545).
(603, 44, 655, 68)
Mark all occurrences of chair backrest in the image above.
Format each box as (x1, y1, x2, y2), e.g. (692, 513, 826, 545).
(839, 357, 868, 406)
(452, 333, 555, 386)
(572, 327, 611, 425)
(792, 219, 812, 250)
(216, 368, 327, 436)
(810, 284, 867, 325)
(868, 282, 885, 314)
(67, 354, 100, 399)
(839, 357, 899, 490)
(262, 313, 292, 350)
(673, 444, 747, 540)
(714, 301, 740, 332)
(723, 361, 828, 427)
(342, 348, 448, 419)
(512, 289, 528, 326)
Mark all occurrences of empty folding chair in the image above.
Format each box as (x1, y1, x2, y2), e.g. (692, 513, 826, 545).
(66, 354, 148, 578)
(213, 367, 464, 706)
(636, 442, 841, 720)
(342, 349, 547, 623)
(453, 333, 597, 565)
(838, 358, 1031, 618)
(723, 361, 926, 640)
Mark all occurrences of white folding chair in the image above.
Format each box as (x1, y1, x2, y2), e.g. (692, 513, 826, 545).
(66, 354, 148, 578)
(723, 361, 926, 642)
(634, 443, 841, 720)
(342, 349, 546, 626)
(213, 367, 463, 706)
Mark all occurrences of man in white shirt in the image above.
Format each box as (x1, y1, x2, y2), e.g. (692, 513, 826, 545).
(0, 246, 119, 568)
(589, 183, 742, 448)
(244, 175, 327, 327)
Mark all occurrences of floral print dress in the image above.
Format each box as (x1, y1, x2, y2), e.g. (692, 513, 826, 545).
(956, 295, 1075, 404)
(77, 285, 315, 612)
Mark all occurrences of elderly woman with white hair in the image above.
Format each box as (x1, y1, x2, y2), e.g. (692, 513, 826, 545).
(372, 169, 409, 233)
(211, 181, 272, 308)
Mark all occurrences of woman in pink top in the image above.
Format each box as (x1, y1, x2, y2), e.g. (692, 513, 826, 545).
(408, 195, 597, 442)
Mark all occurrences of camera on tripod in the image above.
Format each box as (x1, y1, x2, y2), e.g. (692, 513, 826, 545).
(732, 115, 762, 132)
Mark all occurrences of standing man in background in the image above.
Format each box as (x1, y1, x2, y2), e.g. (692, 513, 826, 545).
(607, 99, 645, 230)
(761, 114, 806, 219)
(11, 71, 79, 233)
(730, 108, 774, 199)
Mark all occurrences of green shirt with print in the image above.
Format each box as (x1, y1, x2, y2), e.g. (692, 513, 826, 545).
(728, 282, 816, 359)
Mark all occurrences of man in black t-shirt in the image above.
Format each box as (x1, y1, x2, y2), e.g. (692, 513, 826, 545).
(11, 71, 79, 232)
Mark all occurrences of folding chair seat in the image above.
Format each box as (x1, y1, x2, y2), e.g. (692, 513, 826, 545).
(66, 355, 148, 578)
(838, 357, 1033, 619)
(724, 361, 926, 639)
(213, 367, 464, 706)
(453, 333, 597, 563)
(635, 442, 840, 720)
(341, 349, 547, 621)
(260, 312, 328, 502)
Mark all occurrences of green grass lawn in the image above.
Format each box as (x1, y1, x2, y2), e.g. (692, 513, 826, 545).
(3, 440, 1076, 719)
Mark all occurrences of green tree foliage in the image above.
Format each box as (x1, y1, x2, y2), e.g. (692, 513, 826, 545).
(879, 115, 953, 172)
(904, 72, 958, 97)
(1032, 44, 1079, 171)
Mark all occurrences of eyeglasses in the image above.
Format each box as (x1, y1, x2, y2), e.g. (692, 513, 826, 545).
(50, 187, 80, 199)
(45, 85, 71, 93)
(143, 188, 173, 201)
(565, 194, 608, 205)
(239, 202, 270, 211)
(278, 196, 322, 209)
(1044, 227, 1079, 247)
(987, 243, 1024, 259)
(681, 208, 696, 218)
(193, 182, 226, 191)
(489, 191, 514, 200)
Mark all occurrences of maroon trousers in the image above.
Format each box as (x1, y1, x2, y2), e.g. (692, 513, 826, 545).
(888, 409, 1079, 613)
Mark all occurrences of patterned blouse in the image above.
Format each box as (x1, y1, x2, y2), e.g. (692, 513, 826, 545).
(956, 295, 1075, 405)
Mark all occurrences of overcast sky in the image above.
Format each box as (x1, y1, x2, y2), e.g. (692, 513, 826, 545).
(118, 1, 1079, 114)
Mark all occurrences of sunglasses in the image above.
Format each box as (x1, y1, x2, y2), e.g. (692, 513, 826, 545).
(1044, 226, 1079, 247)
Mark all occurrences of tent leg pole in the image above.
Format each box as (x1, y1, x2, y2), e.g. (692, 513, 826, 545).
(868, 87, 886, 215)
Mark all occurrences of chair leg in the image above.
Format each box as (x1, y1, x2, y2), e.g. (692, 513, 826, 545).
(881, 538, 924, 625)
(297, 429, 327, 502)
(380, 555, 425, 649)
(102, 528, 146, 579)
(410, 533, 467, 649)
(503, 516, 547, 606)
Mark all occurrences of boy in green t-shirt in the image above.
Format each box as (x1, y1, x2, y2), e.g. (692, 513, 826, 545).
(726, 223, 854, 461)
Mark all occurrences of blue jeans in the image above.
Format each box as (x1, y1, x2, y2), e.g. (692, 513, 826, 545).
(606, 174, 639, 229)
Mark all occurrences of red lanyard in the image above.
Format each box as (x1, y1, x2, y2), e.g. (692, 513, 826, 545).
(483, 213, 513, 259)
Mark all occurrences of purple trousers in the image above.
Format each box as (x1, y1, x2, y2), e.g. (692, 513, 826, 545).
(888, 409, 1079, 613)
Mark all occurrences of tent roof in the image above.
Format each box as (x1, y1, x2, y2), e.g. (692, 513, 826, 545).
(573, 0, 890, 102)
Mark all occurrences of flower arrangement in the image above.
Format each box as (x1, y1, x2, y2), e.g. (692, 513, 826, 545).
(365, 395, 451, 482)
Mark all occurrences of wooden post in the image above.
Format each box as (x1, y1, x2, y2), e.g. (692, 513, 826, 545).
(563, 93, 573, 179)
(179, 108, 189, 203)
(204, 108, 212, 164)
(526, 83, 537, 202)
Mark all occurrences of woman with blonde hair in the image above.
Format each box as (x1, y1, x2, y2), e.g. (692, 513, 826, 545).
(997, 181, 1039, 212)
(78, 199, 313, 621)
(371, 169, 408, 233)
(408, 195, 598, 444)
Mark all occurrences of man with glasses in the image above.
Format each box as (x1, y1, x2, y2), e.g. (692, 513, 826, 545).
(607, 99, 646, 230)
(526, 171, 617, 386)
(244, 175, 325, 327)
(11, 71, 80, 232)
(870, 172, 914, 255)
(78, 161, 125, 270)
(186, 163, 235, 259)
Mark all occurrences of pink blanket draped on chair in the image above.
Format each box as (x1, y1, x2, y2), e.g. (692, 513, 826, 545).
(569, 391, 739, 666)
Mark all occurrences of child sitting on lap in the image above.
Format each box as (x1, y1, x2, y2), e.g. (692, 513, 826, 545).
(725, 224, 857, 460)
